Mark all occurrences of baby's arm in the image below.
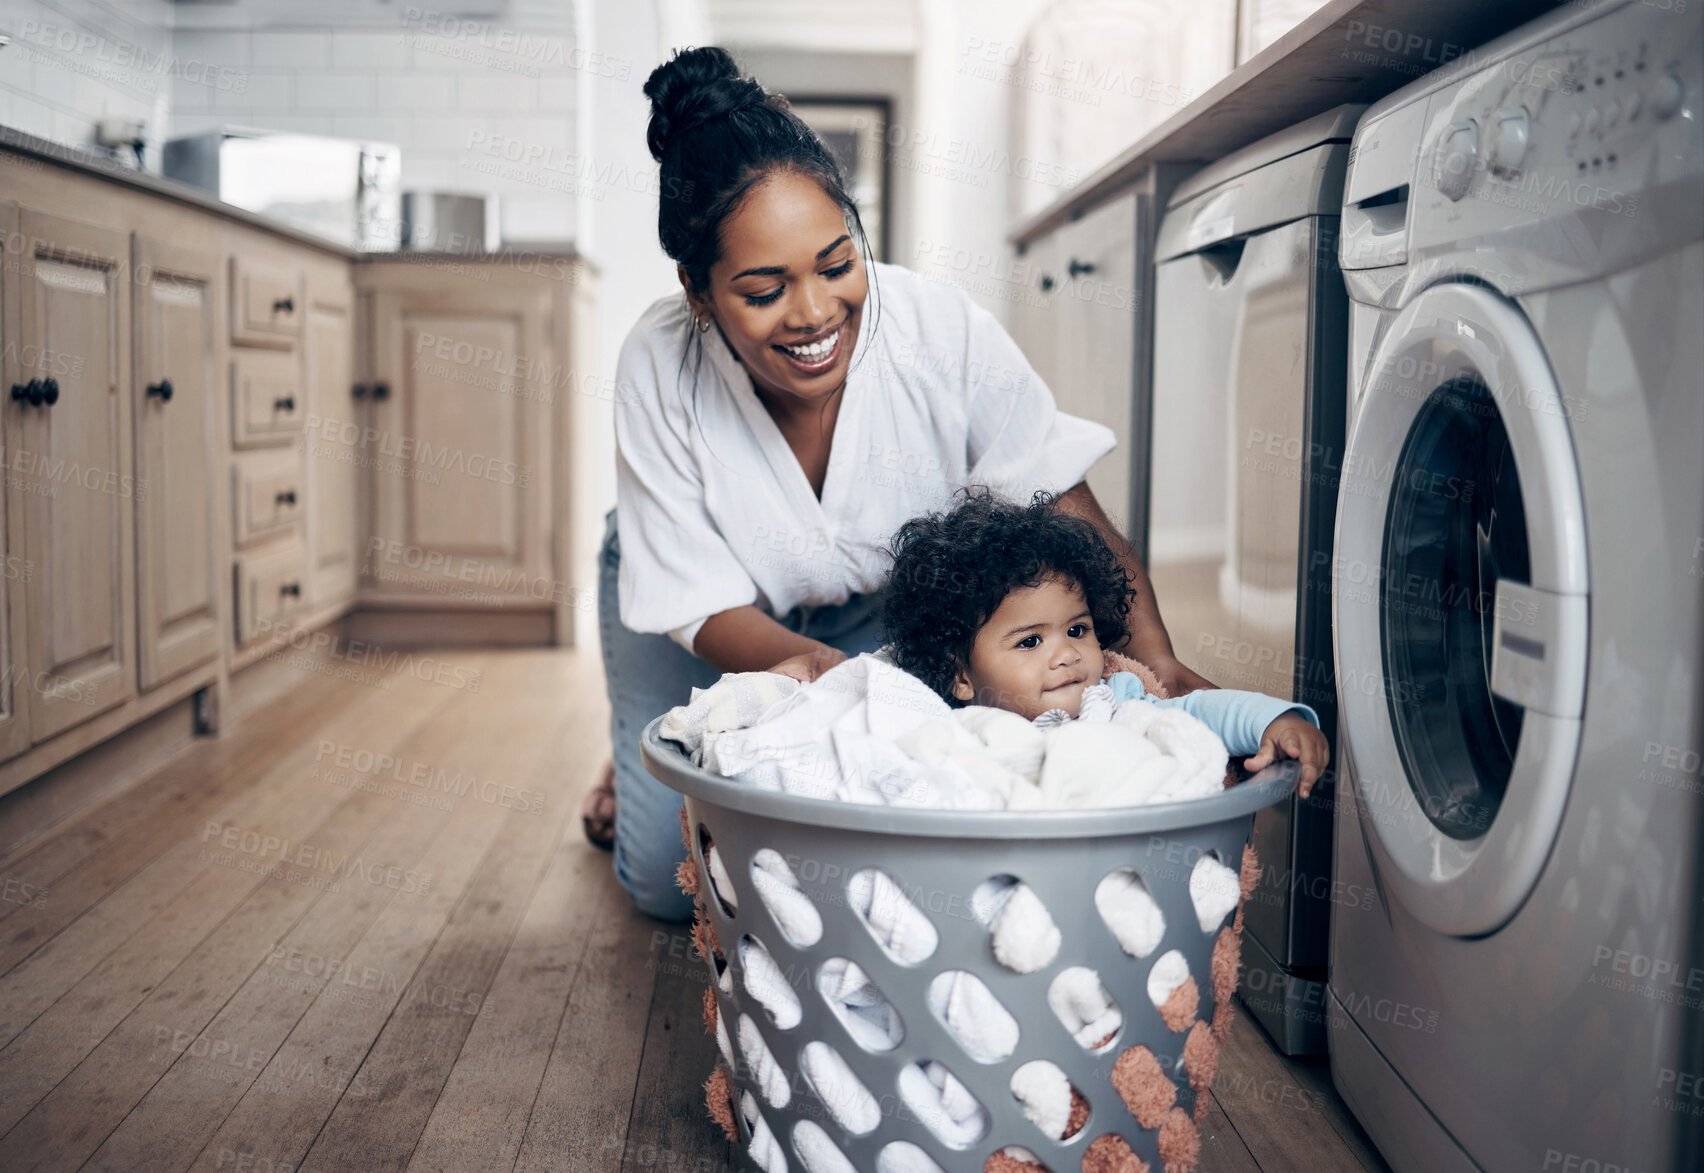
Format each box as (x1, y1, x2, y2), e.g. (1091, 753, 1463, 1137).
(1110, 673, 1328, 797)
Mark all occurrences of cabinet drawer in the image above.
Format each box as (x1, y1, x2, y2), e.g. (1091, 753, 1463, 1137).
(232, 257, 301, 345)
(233, 449, 304, 546)
(231, 350, 303, 447)
(234, 542, 307, 645)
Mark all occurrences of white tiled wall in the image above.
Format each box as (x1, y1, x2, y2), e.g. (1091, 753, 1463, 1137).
(0, 0, 175, 168)
(170, 1, 586, 243)
(0, 0, 587, 243)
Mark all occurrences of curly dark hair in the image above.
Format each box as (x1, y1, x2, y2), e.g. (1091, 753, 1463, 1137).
(881, 489, 1134, 704)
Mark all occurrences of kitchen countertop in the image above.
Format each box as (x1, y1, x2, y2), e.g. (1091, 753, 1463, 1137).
(0, 123, 584, 265)
(1011, 0, 1569, 244)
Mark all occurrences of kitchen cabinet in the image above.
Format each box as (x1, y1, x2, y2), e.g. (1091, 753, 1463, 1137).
(133, 235, 221, 691)
(0, 202, 30, 762)
(361, 268, 553, 608)
(1050, 192, 1140, 536)
(9, 210, 137, 742)
(304, 276, 359, 607)
(1011, 229, 1064, 396)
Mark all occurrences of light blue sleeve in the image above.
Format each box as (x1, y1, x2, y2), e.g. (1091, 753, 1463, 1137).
(1106, 671, 1318, 755)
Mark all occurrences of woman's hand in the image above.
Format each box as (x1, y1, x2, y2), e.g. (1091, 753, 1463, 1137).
(1149, 655, 1217, 698)
(766, 644, 847, 685)
(1245, 714, 1331, 799)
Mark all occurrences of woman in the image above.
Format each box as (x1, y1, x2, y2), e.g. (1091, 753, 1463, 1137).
(589, 47, 1212, 920)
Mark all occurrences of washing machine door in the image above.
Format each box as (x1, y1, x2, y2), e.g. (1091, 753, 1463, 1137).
(1333, 283, 1588, 938)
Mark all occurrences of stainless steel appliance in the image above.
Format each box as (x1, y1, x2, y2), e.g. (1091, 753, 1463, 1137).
(400, 190, 499, 253)
(1147, 104, 1362, 1055)
(163, 127, 401, 251)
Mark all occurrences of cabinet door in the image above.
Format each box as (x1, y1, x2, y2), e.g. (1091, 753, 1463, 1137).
(14, 210, 135, 741)
(367, 287, 550, 601)
(0, 202, 31, 761)
(1052, 192, 1139, 536)
(1010, 231, 1064, 396)
(134, 235, 220, 691)
(305, 280, 358, 605)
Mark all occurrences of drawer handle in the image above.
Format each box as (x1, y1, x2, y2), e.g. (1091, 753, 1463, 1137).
(1039, 274, 1055, 292)
(275, 489, 297, 506)
(1067, 258, 1095, 278)
(371, 382, 390, 401)
(273, 296, 295, 314)
(11, 379, 44, 407)
(280, 582, 302, 598)
(146, 378, 174, 401)
(273, 395, 296, 412)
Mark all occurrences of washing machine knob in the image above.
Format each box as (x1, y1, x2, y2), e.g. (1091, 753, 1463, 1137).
(1435, 120, 1480, 201)
(1650, 72, 1685, 120)
(1490, 107, 1531, 173)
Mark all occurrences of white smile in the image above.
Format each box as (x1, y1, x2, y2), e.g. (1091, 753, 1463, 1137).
(778, 327, 841, 367)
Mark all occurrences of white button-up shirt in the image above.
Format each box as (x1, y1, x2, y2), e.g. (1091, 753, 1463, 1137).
(614, 262, 1116, 648)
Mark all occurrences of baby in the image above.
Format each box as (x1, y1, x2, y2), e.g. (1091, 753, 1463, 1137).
(880, 490, 1329, 798)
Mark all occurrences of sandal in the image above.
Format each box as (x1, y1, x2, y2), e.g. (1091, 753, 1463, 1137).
(581, 759, 616, 851)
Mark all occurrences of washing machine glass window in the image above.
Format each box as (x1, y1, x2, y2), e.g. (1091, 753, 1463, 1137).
(1380, 376, 1528, 841)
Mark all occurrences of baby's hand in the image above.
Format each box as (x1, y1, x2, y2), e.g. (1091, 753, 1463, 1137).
(1244, 713, 1330, 799)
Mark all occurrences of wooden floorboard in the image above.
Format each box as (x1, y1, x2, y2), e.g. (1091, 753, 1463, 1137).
(0, 647, 1395, 1173)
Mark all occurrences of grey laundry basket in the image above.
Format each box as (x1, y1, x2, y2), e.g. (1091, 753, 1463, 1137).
(642, 718, 1299, 1173)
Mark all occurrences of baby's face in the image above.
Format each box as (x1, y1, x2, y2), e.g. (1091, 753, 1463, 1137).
(952, 576, 1105, 720)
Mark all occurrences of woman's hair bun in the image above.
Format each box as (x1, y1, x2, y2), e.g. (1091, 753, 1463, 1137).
(643, 47, 769, 162)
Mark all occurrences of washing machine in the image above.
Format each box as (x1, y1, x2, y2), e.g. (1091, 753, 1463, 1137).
(1328, 1, 1704, 1170)
(1150, 104, 1362, 1056)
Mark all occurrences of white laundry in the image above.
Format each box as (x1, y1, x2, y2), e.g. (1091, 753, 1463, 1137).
(1095, 869, 1166, 959)
(739, 936, 802, 1029)
(875, 1141, 946, 1173)
(1190, 854, 1242, 933)
(1010, 1060, 1073, 1139)
(738, 1013, 791, 1108)
(801, 1041, 881, 1135)
(1047, 967, 1123, 1052)
(741, 1091, 789, 1173)
(659, 672, 802, 764)
(716, 1000, 735, 1068)
(927, 971, 1019, 1063)
(792, 1120, 856, 1173)
(985, 881, 1061, 974)
(818, 957, 904, 1052)
(1147, 950, 1192, 1008)
(667, 653, 1231, 814)
(706, 845, 738, 911)
(897, 1061, 988, 1149)
(749, 849, 824, 947)
(847, 868, 938, 964)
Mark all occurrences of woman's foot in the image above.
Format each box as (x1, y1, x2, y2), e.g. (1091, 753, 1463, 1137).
(581, 760, 616, 851)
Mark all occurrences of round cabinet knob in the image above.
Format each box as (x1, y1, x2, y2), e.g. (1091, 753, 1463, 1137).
(1435, 120, 1480, 201)
(272, 296, 295, 314)
(41, 378, 59, 405)
(276, 489, 298, 506)
(274, 396, 296, 412)
(11, 379, 41, 404)
(1650, 72, 1685, 120)
(353, 383, 368, 399)
(1067, 258, 1095, 278)
(372, 382, 390, 401)
(1490, 107, 1531, 173)
(1039, 274, 1055, 292)
(147, 378, 174, 401)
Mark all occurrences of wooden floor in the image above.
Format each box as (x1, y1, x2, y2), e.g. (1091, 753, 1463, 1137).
(0, 647, 1391, 1173)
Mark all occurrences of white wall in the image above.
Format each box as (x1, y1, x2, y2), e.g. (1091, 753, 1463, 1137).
(0, 0, 174, 167)
(168, 0, 585, 243)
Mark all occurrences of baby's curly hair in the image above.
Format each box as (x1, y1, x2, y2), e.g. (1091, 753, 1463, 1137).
(882, 488, 1134, 704)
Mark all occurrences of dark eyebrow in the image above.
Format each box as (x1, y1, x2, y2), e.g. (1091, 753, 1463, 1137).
(730, 236, 853, 281)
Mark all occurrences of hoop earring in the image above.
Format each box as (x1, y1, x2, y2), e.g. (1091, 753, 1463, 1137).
(696, 315, 712, 334)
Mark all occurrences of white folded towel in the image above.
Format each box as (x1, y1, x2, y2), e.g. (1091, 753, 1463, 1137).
(739, 935, 802, 1030)
(1147, 949, 1191, 1009)
(1095, 869, 1166, 959)
(738, 1013, 791, 1108)
(876, 1142, 946, 1173)
(660, 672, 801, 764)
(749, 848, 824, 947)
(1190, 854, 1241, 933)
(1047, 966, 1123, 1052)
(983, 881, 1061, 974)
(1010, 1059, 1073, 1139)
(706, 845, 738, 911)
(897, 1061, 987, 1149)
(927, 971, 1019, 1063)
(792, 1120, 856, 1173)
(801, 1041, 881, 1135)
(847, 868, 938, 965)
(741, 1091, 789, 1173)
(818, 957, 903, 1052)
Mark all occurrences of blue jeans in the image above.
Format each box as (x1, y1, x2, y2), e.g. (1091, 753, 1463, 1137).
(597, 510, 887, 921)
